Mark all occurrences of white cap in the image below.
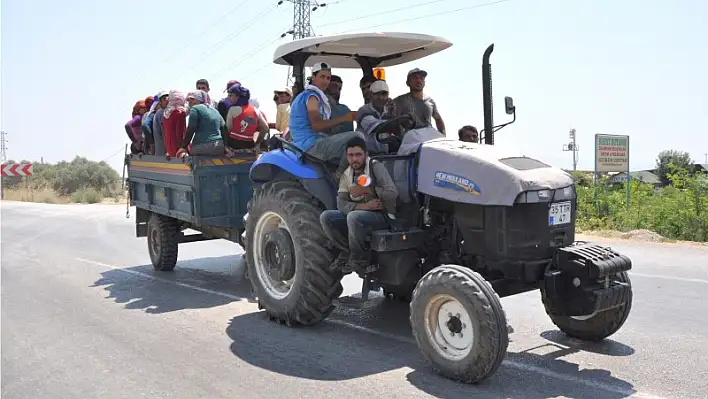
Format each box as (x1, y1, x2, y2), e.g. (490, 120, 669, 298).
(311, 61, 332, 74)
(157, 90, 169, 99)
(273, 87, 292, 96)
(370, 80, 389, 94)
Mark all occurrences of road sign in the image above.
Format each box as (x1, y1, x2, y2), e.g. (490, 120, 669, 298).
(595, 134, 629, 173)
(594, 134, 630, 211)
(1, 163, 33, 177)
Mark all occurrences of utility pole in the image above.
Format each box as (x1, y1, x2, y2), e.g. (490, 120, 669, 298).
(1, 131, 6, 199)
(0, 130, 7, 162)
(562, 128, 579, 171)
(281, 0, 323, 86)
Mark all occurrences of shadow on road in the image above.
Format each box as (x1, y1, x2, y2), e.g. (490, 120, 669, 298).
(540, 330, 636, 357)
(226, 298, 639, 399)
(90, 255, 256, 314)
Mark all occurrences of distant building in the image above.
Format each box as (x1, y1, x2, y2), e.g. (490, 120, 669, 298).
(609, 170, 661, 186)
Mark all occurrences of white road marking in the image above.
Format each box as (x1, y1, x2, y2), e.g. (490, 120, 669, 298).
(76, 257, 667, 399)
(631, 272, 708, 285)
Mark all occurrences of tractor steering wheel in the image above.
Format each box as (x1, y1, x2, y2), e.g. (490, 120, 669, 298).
(372, 114, 418, 145)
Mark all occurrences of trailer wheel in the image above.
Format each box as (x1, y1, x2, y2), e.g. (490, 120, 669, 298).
(246, 180, 343, 326)
(410, 265, 509, 384)
(147, 213, 179, 271)
(542, 271, 632, 341)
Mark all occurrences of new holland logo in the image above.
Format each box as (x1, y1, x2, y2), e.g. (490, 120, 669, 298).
(433, 171, 481, 195)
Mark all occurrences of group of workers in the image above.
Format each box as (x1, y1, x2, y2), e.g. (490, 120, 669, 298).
(125, 65, 481, 273)
(125, 79, 272, 158)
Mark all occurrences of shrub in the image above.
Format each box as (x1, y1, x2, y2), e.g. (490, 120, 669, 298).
(2, 156, 121, 204)
(576, 169, 708, 242)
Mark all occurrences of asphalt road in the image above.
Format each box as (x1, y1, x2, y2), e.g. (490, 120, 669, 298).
(2, 201, 707, 399)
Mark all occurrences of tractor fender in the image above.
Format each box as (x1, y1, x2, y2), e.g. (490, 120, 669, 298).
(249, 150, 337, 210)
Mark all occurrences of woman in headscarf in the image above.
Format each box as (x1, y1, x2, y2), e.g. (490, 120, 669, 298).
(224, 84, 269, 153)
(162, 90, 188, 157)
(141, 94, 160, 155)
(125, 100, 147, 154)
(177, 90, 229, 157)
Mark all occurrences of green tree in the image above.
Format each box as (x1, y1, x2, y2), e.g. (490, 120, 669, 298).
(655, 150, 693, 186)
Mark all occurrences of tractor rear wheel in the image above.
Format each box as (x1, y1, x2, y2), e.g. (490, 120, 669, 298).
(147, 213, 179, 271)
(245, 180, 343, 326)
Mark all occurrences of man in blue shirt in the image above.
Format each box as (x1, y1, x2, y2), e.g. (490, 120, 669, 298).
(289, 62, 364, 173)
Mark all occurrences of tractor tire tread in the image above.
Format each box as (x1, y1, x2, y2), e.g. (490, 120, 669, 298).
(246, 180, 342, 327)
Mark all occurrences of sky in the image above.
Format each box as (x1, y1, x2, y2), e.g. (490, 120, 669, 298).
(1, 0, 707, 174)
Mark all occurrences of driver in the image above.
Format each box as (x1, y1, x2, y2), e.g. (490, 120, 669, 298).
(355, 80, 409, 154)
(391, 68, 446, 134)
(289, 61, 362, 174)
(320, 136, 398, 273)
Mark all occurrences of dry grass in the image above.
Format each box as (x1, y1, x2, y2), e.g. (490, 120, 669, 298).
(2, 187, 128, 205)
(2, 187, 71, 204)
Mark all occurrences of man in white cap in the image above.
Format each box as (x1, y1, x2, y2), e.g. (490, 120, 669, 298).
(391, 68, 446, 134)
(273, 87, 292, 136)
(289, 61, 363, 173)
(355, 80, 409, 154)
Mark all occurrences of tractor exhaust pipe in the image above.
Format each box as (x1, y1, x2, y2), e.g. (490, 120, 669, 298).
(482, 44, 494, 145)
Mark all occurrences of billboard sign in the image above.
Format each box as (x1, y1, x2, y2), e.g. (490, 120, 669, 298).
(595, 134, 629, 173)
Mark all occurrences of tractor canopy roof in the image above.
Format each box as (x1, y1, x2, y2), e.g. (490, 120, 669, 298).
(272, 32, 453, 69)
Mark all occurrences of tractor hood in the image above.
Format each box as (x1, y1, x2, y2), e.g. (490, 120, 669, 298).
(415, 139, 574, 206)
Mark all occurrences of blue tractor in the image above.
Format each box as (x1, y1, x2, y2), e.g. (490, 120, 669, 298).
(243, 32, 633, 384)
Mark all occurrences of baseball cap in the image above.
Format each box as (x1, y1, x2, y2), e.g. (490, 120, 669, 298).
(157, 90, 169, 99)
(224, 79, 240, 92)
(370, 80, 389, 94)
(407, 68, 428, 78)
(273, 87, 293, 96)
(311, 61, 331, 74)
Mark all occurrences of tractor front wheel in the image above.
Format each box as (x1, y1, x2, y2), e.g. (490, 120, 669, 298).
(410, 264, 509, 384)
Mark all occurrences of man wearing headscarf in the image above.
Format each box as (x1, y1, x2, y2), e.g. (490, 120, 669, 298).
(217, 79, 240, 120)
(141, 93, 161, 154)
(152, 91, 170, 156)
(178, 90, 229, 157)
(224, 85, 269, 153)
(126, 100, 147, 154)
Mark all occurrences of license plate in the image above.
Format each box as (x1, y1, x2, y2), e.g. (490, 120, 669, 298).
(549, 201, 572, 226)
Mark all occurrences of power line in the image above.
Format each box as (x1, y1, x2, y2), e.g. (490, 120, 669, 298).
(208, 28, 291, 80)
(159, 0, 253, 65)
(335, 0, 513, 34)
(101, 146, 128, 163)
(316, 0, 458, 28)
(175, 2, 283, 81)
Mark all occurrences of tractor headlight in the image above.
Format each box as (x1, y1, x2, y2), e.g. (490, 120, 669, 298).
(515, 185, 576, 203)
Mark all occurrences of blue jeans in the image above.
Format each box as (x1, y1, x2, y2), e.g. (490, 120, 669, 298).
(320, 210, 388, 259)
(307, 131, 364, 171)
